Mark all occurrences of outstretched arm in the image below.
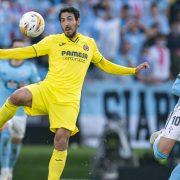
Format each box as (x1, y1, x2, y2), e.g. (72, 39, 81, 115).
(95, 58, 149, 76)
(0, 46, 37, 60)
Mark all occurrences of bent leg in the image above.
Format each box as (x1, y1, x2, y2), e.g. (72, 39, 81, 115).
(48, 128, 71, 180)
(0, 88, 32, 128)
(10, 87, 32, 107)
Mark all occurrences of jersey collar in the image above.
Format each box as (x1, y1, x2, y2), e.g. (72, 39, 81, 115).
(63, 33, 80, 43)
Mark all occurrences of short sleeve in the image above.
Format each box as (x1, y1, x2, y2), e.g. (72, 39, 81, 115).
(32, 35, 53, 57)
(91, 39, 104, 64)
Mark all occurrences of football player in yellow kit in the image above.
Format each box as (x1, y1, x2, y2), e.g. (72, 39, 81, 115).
(0, 7, 149, 179)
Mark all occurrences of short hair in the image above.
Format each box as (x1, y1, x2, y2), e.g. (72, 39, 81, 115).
(122, 4, 130, 10)
(59, 7, 80, 21)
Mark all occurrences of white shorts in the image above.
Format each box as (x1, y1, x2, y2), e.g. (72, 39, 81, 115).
(161, 106, 180, 141)
(7, 115, 27, 139)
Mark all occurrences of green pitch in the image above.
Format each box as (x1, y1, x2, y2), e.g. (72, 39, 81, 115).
(13, 145, 96, 180)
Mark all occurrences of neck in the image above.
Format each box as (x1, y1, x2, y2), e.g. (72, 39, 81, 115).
(70, 33, 79, 41)
(65, 32, 79, 42)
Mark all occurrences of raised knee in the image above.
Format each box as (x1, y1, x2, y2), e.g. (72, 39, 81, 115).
(10, 92, 23, 106)
(9, 88, 30, 106)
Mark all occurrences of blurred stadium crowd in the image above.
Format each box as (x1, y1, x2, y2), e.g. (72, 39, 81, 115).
(0, 0, 179, 82)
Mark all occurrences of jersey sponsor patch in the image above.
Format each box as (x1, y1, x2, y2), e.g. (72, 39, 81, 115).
(61, 50, 88, 63)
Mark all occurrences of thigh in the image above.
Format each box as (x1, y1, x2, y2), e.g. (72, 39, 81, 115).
(49, 102, 80, 136)
(24, 83, 48, 115)
(10, 87, 32, 106)
(163, 108, 180, 141)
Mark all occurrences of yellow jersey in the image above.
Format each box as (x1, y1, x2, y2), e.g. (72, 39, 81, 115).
(33, 33, 103, 102)
(0, 33, 135, 103)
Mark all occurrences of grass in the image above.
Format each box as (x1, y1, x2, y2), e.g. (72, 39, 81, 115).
(13, 145, 96, 180)
(12, 145, 155, 180)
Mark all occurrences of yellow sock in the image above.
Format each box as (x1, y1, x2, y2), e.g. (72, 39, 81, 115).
(0, 99, 18, 128)
(48, 149, 67, 180)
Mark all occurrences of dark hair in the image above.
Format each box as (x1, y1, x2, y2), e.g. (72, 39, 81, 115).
(122, 4, 130, 10)
(59, 7, 80, 21)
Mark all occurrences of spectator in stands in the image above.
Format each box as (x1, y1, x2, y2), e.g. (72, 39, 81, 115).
(168, 20, 180, 78)
(0, 1, 13, 47)
(152, 0, 169, 14)
(123, 17, 146, 65)
(115, 41, 136, 67)
(142, 34, 171, 84)
(169, 0, 180, 23)
(0, 0, 177, 83)
(141, 3, 170, 35)
(145, 23, 159, 46)
(114, 41, 136, 82)
(127, 0, 152, 19)
(94, 0, 120, 60)
(119, 4, 132, 28)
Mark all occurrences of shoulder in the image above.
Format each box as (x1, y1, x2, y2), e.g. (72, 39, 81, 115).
(79, 33, 95, 43)
(42, 33, 64, 41)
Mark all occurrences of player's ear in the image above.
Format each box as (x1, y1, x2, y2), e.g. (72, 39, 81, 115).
(77, 18, 80, 27)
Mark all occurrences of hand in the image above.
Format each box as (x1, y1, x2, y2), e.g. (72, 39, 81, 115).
(135, 62, 150, 75)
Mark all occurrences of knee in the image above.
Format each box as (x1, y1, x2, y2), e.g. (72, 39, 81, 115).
(54, 137, 69, 151)
(54, 129, 71, 151)
(9, 88, 31, 106)
(10, 89, 25, 106)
